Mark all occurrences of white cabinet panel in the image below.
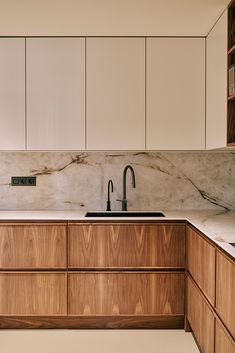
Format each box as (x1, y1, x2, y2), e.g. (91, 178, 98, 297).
(0, 38, 25, 150)
(146, 38, 205, 150)
(26, 38, 85, 150)
(206, 11, 227, 149)
(86, 38, 145, 150)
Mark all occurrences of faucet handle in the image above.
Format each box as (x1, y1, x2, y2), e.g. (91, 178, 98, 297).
(116, 198, 127, 211)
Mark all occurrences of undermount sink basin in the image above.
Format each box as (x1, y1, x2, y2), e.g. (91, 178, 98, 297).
(85, 211, 165, 218)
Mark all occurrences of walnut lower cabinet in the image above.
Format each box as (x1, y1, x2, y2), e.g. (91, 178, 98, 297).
(68, 272, 184, 316)
(215, 319, 235, 353)
(187, 226, 215, 305)
(68, 223, 185, 269)
(0, 220, 234, 338)
(0, 221, 186, 329)
(216, 251, 235, 339)
(186, 227, 235, 353)
(0, 223, 67, 269)
(187, 275, 215, 353)
(0, 272, 67, 315)
(67, 222, 186, 328)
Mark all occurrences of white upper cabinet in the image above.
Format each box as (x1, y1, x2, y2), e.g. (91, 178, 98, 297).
(0, 38, 25, 150)
(206, 11, 227, 150)
(26, 38, 85, 150)
(86, 38, 145, 150)
(146, 38, 205, 150)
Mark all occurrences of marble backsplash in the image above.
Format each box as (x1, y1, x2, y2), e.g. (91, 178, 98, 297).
(0, 151, 234, 211)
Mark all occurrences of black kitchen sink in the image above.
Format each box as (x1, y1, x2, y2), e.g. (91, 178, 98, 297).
(85, 211, 165, 217)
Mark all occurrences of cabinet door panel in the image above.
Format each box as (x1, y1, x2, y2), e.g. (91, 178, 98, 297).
(69, 272, 184, 315)
(0, 38, 25, 150)
(215, 319, 235, 353)
(187, 226, 215, 305)
(216, 251, 235, 339)
(206, 11, 227, 149)
(86, 38, 145, 150)
(187, 275, 214, 353)
(0, 224, 67, 269)
(0, 273, 67, 315)
(147, 38, 205, 150)
(69, 224, 185, 268)
(27, 38, 85, 150)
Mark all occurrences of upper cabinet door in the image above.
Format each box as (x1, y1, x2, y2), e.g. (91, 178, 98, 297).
(0, 38, 25, 150)
(206, 11, 227, 149)
(146, 38, 205, 150)
(26, 38, 85, 150)
(86, 38, 145, 150)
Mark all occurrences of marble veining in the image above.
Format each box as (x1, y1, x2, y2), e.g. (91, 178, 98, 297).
(0, 151, 234, 211)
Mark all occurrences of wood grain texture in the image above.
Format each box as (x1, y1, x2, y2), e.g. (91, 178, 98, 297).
(0, 224, 67, 269)
(68, 272, 185, 316)
(216, 251, 235, 339)
(0, 315, 184, 329)
(0, 273, 67, 315)
(227, 101, 235, 144)
(187, 226, 215, 305)
(68, 224, 185, 269)
(187, 275, 215, 353)
(215, 319, 235, 353)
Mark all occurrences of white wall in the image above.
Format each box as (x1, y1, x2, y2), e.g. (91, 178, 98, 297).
(0, 0, 230, 36)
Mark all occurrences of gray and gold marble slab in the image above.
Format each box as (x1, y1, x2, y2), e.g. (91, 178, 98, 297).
(0, 151, 234, 211)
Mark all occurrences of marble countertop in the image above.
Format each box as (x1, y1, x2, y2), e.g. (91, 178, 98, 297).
(0, 209, 234, 259)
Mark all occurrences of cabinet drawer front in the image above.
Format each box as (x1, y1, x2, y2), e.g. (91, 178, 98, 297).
(187, 226, 215, 305)
(0, 273, 67, 315)
(215, 319, 235, 353)
(187, 276, 215, 353)
(216, 251, 235, 339)
(0, 224, 67, 269)
(69, 224, 185, 269)
(68, 272, 184, 315)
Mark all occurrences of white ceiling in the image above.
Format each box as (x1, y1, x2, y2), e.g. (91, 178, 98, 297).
(0, 0, 231, 37)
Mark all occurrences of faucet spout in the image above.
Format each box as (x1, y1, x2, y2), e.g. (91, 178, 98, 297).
(106, 179, 114, 211)
(123, 165, 136, 200)
(118, 165, 136, 211)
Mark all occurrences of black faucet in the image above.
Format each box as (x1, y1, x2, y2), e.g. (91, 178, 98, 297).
(117, 165, 136, 211)
(106, 179, 114, 211)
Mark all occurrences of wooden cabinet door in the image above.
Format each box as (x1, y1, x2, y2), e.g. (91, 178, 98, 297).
(215, 319, 235, 353)
(86, 37, 145, 150)
(187, 275, 215, 353)
(68, 223, 185, 269)
(206, 10, 227, 149)
(0, 224, 67, 269)
(187, 226, 215, 305)
(0, 273, 67, 315)
(26, 38, 85, 150)
(0, 38, 25, 150)
(68, 272, 184, 316)
(146, 38, 205, 150)
(216, 251, 235, 339)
